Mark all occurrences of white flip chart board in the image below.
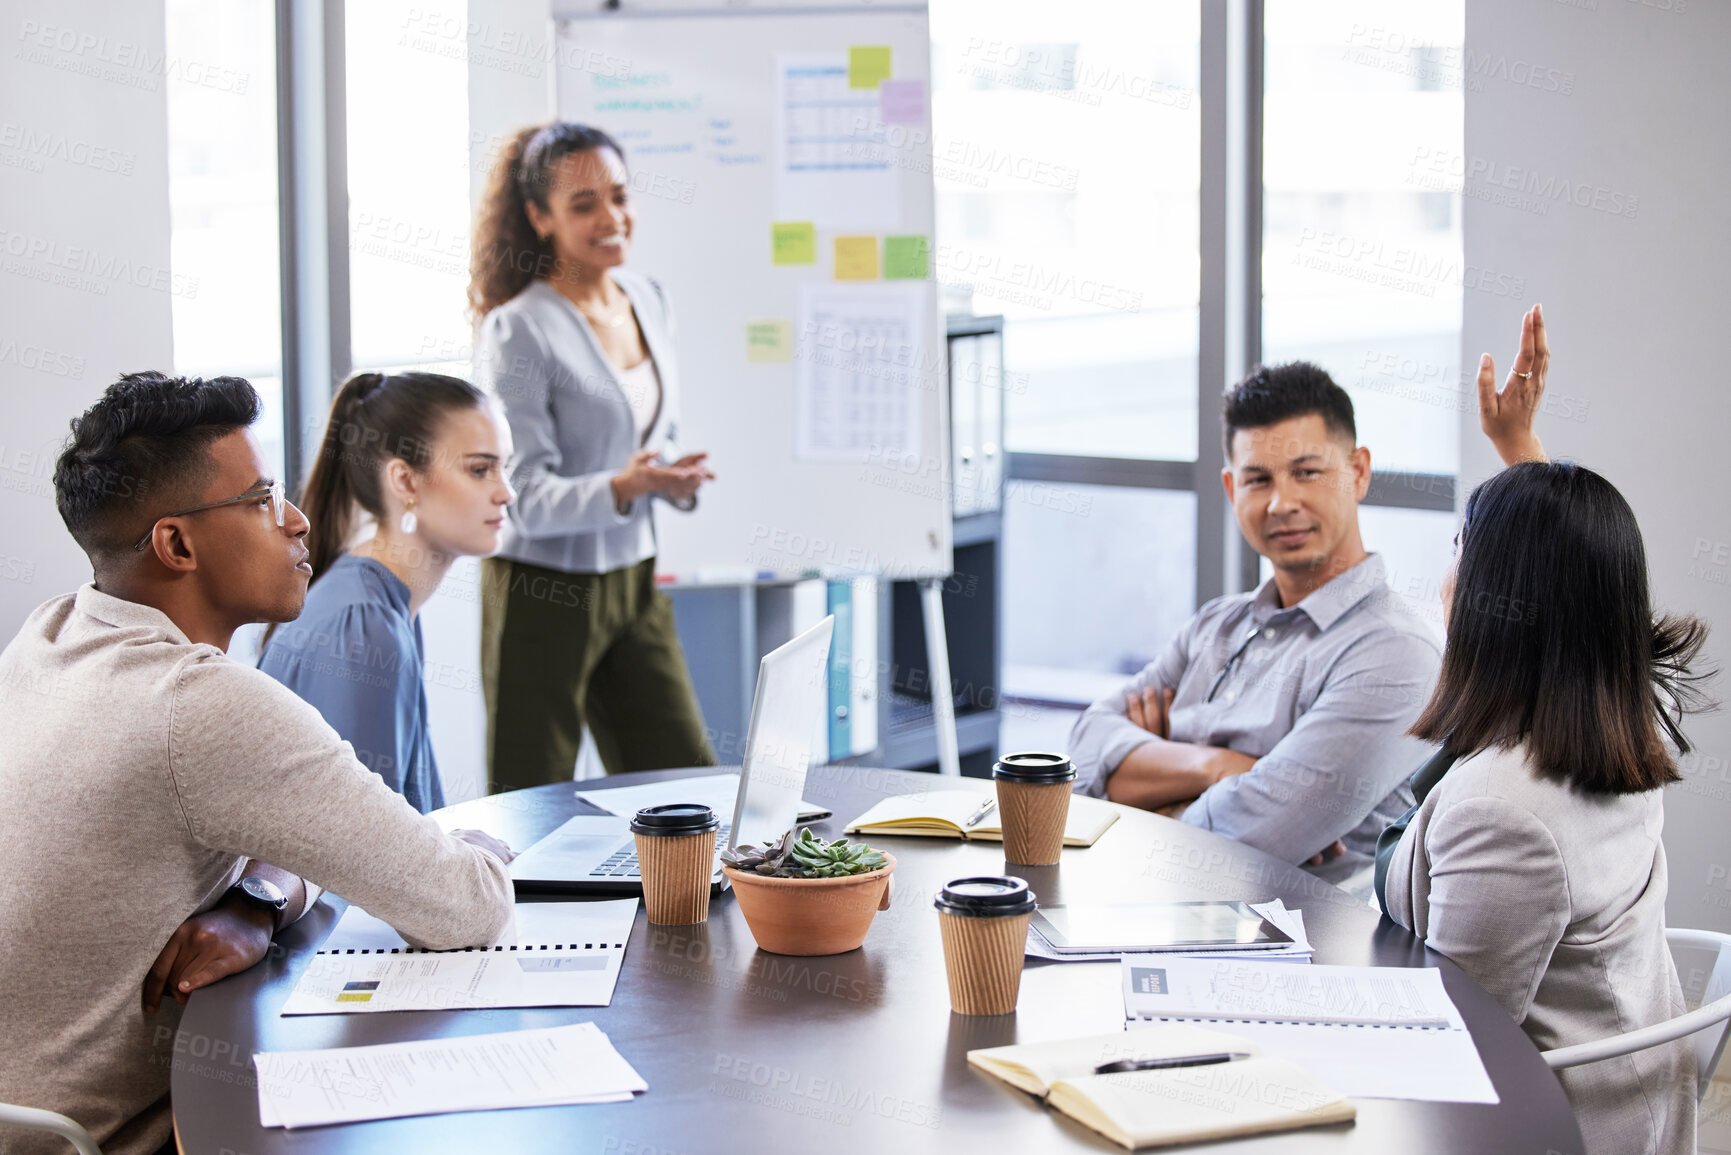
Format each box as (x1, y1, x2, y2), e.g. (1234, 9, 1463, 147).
(553, 3, 951, 583)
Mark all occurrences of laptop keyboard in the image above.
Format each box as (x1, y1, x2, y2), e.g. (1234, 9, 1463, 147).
(591, 823, 731, 878)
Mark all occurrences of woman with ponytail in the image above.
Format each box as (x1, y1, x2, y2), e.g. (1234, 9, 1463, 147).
(469, 121, 716, 790)
(258, 371, 514, 812)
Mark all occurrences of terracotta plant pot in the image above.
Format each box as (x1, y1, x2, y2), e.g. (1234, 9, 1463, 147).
(721, 852, 897, 956)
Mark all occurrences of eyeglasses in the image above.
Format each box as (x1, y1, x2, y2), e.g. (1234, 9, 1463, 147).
(1205, 623, 1265, 703)
(131, 479, 286, 552)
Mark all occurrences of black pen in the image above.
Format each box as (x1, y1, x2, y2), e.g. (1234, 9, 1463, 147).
(1093, 1052, 1252, 1074)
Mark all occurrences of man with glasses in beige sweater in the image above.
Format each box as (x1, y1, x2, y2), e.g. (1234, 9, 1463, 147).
(0, 373, 517, 1155)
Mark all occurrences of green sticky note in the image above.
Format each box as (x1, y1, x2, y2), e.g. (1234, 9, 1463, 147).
(746, 319, 794, 363)
(884, 235, 929, 279)
(771, 221, 816, 265)
(849, 45, 892, 89)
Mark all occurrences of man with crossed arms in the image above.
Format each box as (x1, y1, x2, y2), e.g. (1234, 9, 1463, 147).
(1070, 361, 1442, 894)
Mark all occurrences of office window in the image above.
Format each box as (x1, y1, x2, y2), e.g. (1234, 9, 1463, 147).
(165, 0, 283, 479)
(1262, 0, 1464, 477)
(1003, 484, 1196, 702)
(930, 1, 1201, 461)
(346, 0, 473, 374)
(1358, 504, 1455, 642)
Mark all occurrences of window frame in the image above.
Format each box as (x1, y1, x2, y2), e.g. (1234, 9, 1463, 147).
(271, 0, 1456, 599)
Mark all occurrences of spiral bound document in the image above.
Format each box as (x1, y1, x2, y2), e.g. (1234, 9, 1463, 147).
(279, 899, 637, 1016)
(1120, 956, 1498, 1103)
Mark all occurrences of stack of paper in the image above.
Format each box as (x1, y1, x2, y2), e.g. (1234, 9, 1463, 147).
(280, 900, 637, 1015)
(255, 1022, 646, 1129)
(1121, 955, 1498, 1104)
(1025, 900, 1312, 963)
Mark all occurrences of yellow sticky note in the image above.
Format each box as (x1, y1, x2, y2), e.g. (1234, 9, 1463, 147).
(772, 221, 817, 265)
(849, 45, 892, 89)
(834, 236, 879, 280)
(746, 319, 794, 363)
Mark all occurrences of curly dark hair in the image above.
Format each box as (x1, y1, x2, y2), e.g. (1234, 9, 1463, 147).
(1222, 361, 1356, 457)
(54, 370, 261, 558)
(468, 121, 626, 322)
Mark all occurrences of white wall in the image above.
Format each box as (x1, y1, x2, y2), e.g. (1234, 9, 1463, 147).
(1464, 0, 1731, 934)
(0, 0, 174, 634)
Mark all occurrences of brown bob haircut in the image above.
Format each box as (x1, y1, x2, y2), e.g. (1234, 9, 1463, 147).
(1411, 461, 1712, 794)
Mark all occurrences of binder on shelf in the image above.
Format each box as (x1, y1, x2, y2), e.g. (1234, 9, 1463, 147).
(826, 578, 878, 759)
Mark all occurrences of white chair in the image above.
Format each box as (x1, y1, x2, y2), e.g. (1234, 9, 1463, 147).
(0, 1104, 103, 1155)
(1542, 927, 1731, 1102)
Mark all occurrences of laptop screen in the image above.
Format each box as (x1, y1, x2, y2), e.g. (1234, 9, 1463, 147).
(730, 616, 834, 850)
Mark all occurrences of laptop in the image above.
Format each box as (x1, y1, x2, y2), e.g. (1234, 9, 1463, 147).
(508, 616, 836, 896)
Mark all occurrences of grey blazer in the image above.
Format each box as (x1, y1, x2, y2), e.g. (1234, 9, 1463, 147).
(475, 271, 687, 576)
(1384, 745, 1696, 1155)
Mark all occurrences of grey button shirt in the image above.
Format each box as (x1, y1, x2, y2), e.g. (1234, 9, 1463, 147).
(1070, 554, 1441, 883)
(476, 272, 689, 577)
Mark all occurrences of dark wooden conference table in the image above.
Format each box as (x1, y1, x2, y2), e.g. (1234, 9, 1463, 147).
(172, 765, 1585, 1154)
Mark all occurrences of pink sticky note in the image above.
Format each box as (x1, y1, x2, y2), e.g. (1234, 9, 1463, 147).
(879, 79, 927, 124)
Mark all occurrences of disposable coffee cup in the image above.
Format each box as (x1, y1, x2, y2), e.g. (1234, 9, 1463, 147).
(992, 752, 1078, 866)
(934, 876, 1037, 1015)
(630, 803, 720, 925)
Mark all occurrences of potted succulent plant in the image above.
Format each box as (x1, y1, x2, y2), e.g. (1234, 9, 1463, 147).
(719, 828, 897, 956)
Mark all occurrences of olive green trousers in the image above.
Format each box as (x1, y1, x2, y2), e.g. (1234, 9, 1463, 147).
(481, 556, 715, 792)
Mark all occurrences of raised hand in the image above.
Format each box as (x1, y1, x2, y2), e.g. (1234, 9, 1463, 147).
(1476, 303, 1551, 466)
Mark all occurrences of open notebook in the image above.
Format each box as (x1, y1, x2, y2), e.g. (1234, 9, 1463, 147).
(844, 788, 1119, 847)
(968, 1026, 1355, 1150)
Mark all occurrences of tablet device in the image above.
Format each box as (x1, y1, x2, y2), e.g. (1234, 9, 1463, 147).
(1030, 900, 1294, 955)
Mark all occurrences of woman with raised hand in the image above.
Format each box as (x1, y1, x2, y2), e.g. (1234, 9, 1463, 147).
(468, 121, 716, 791)
(1378, 305, 1709, 1154)
(258, 371, 514, 813)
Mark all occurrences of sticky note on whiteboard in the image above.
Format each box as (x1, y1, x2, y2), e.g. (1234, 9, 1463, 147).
(848, 45, 892, 89)
(884, 235, 929, 280)
(879, 79, 926, 124)
(772, 221, 817, 265)
(834, 236, 879, 280)
(746, 319, 794, 363)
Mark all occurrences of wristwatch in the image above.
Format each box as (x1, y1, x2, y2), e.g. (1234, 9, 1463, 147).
(230, 876, 289, 930)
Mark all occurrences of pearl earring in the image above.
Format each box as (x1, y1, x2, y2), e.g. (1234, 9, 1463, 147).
(400, 500, 417, 535)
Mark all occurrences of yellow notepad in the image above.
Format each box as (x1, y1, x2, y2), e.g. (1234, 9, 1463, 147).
(969, 1028, 1355, 1150)
(844, 788, 1119, 847)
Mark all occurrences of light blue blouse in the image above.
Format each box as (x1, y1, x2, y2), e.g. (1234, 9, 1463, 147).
(257, 554, 443, 813)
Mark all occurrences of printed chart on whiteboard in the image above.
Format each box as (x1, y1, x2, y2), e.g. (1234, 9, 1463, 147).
(775, 51, 900, 229)
(795, 283, 926, 463)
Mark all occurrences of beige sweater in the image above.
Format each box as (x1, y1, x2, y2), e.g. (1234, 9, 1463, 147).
(0, 586, 515, 1155)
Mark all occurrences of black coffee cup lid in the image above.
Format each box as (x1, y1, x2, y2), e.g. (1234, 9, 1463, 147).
(992, 752, 1077, 783)
(933, 875, 1036, 917)
(629, 803, 720, 836)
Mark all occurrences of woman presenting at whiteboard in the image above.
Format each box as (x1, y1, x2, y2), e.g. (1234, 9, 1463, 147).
(469, 121, 716, 789)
